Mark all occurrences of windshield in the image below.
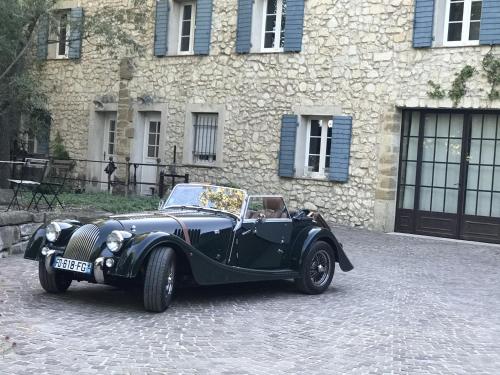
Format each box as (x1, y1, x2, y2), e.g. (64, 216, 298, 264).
(162, 184, 246, 216)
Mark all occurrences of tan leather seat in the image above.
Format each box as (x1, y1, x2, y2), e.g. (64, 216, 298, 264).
(263, 197, 287, 218)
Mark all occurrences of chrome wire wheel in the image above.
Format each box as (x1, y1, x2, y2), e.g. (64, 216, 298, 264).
(165, 262, 175, 297)
(309, 249, 331, 287)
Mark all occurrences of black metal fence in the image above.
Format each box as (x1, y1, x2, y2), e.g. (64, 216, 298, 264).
(49, 157, 188, 198)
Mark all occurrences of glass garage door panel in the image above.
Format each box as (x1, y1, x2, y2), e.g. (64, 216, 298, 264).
(398, 111, 420, 209)
(465, 114, 500, 217)
(419, 113, 463, 214)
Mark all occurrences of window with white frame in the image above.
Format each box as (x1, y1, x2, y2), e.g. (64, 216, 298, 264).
(250, 0, 287, 52)
(262, 0, 286, 51)
(55, 10, 70, 58)
(107, 119, 116, 156)
(146, 121, 161, 158)
(304, 118, 332, 178)
(443, 0, 482, 45)
(178, 2, 196, 53)
(193, 113, 218, 163)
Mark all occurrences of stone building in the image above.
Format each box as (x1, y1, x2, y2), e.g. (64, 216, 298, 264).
(34, 0, 500, 243)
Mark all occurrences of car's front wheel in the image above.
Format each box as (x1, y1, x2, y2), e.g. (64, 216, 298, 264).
(295, 241, 335, 294)
(143, 246, 176, 312)
(38, 261, 72, 293)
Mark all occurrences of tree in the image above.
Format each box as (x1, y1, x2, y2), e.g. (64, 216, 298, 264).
(0, 0, 150, 186)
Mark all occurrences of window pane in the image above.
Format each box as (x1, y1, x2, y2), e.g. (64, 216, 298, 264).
(422, 138, 435, 161)
(308, 138, 321, 154)
(450, 114, 463, 138)
(481, 140, 495, 164)
(467, 165, 479, 189)
(264, 33, 275, 48)
(435, 139, 449, 162)
(477, 192, 491, 216)
(108, 144, 114, 155)
(148, 146, 155, 158)
(183, 5, 192, 19)
(483, 115, 497, 139)
(448, 139, 462, 163)
(410, 112, 420, 136)
(469, 140, 481, 164)
(433, 163, 446, 187)
(109, 133, 114, 143)
(424, 114, 436, 137)
(444, 189, 458, 213)
(419, 187, 432, 211)
(449, 2, 464, 22)
(494, 167, 500, 191)
(471, 114, 483, 138)
(405, 161, 417, 185)
(308, 156, 320, 172)
(265, 15, 276, 32)
(402, 186, 415, 209)
(465, 190, 477, 215)
(182, 21, 191, 36)
(471, 1, 482, 20)
(431, 188, 445, 212)
(149, 133, 156, 146)
(448, 23, 463, 42)
(447, 164, 460, 188)
(469, 22, 480, 40)
(310, 120, 322, 136)
(421, 162, 433, 186)
(58, 13, 68, 56)
(436, 113, 450, 137)
(266, 0, 277, 14)
(492, 194, 500, 217)
(479, 166, 493, 190)
(180, 37, 190, 51)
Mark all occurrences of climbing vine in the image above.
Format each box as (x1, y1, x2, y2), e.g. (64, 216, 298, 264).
(427, 80, 446, 99)
(482, 51, 500, 100)
(448, 65, 476, 107)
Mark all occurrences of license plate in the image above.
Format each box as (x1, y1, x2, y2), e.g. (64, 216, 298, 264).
(53, 256, 93, 274)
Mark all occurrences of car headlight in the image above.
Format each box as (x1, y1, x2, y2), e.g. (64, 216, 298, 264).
(46, 222, 61, 243)
(106, 231, 125, 253)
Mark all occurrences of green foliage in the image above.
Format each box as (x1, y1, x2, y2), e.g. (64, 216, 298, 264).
(427, 80, 446, 99)
(51, 131, 69, 159)
(448, 65, 476, 107)
(482, 51, 500, 100)
(58, 192, 160, 214)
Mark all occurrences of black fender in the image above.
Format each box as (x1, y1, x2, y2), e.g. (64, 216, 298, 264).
(110, 231, 300, 285)
(24, 220, 81, 261)
(292, 227, 353, 272)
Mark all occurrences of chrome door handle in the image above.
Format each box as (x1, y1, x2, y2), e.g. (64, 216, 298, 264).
(277, 249, 284, 254)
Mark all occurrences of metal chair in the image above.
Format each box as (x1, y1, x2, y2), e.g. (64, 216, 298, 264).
(6, 158, 48, 211)
(31, 159, 75, 210)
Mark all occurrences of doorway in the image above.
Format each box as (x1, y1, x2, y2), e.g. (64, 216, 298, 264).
(396, 109, 500, 244)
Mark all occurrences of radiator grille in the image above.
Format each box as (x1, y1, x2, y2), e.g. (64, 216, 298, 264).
(63, 224, 100, 261)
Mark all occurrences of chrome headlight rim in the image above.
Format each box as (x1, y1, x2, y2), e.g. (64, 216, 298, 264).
(46, 222, 62, 243)
(106, 230, 125, 253)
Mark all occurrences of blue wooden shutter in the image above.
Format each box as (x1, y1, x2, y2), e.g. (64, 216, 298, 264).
(37, 14, 49, 60)
(412, 0, 434, 48)
(278, 115, 298, 178)
(329, 116, 352, 183)
(284, 0, 305, 52)
(194, 0, 213, 55)
(154, 0, 169, 57)
(68, 7, 84, 59)
(480, 0, 500, 45)
(236, 0, 252, 53)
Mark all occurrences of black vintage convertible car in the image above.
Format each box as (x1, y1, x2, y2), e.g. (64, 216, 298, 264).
(24, 184, 353, 312)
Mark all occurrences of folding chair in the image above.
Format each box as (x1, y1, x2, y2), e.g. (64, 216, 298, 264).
(31, 159, 75, 210)
(6, 158, 48, 211)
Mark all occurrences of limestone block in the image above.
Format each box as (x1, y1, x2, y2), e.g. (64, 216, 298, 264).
(20, 223, 42, 237)
(9, 240, 29, 255)
(0, 226, 20, 250)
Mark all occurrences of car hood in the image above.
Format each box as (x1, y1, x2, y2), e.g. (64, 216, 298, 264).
(106, 209, 237, 235)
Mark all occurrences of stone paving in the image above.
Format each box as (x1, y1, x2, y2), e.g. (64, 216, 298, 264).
(1, 226, 500, 374)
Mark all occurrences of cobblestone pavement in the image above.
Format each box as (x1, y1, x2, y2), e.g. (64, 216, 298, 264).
(1, 226, 500, 374)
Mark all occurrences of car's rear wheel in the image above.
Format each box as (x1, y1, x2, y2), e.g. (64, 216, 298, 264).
(295, 241, 335, 294)
(38, 261, 72, 293)
(143, 246, 176, 312)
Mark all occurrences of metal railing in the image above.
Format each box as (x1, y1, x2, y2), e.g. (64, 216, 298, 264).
(62, 157, 189, 198)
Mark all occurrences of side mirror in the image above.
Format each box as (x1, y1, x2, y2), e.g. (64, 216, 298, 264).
(158, 200, 165, 210)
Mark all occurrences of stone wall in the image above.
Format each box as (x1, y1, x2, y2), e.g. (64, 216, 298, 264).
(37, 0, 500, 231)
(0, 212, 45, 258)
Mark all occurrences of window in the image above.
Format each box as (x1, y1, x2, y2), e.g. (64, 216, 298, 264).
(147, 121, 161, 158)
(245, 196, 289, 219)
(55, 11, 70, 58)
(444, 0, 482, 45)
(107, 120, 116, 156)
(193, 113, 218, 163)
(262, 0, 286, 51)
(304, 118, 333, 178)
(178, 2, 196, 53)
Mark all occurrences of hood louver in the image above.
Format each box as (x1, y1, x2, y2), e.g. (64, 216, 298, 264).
(173, 228, 201, 246)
